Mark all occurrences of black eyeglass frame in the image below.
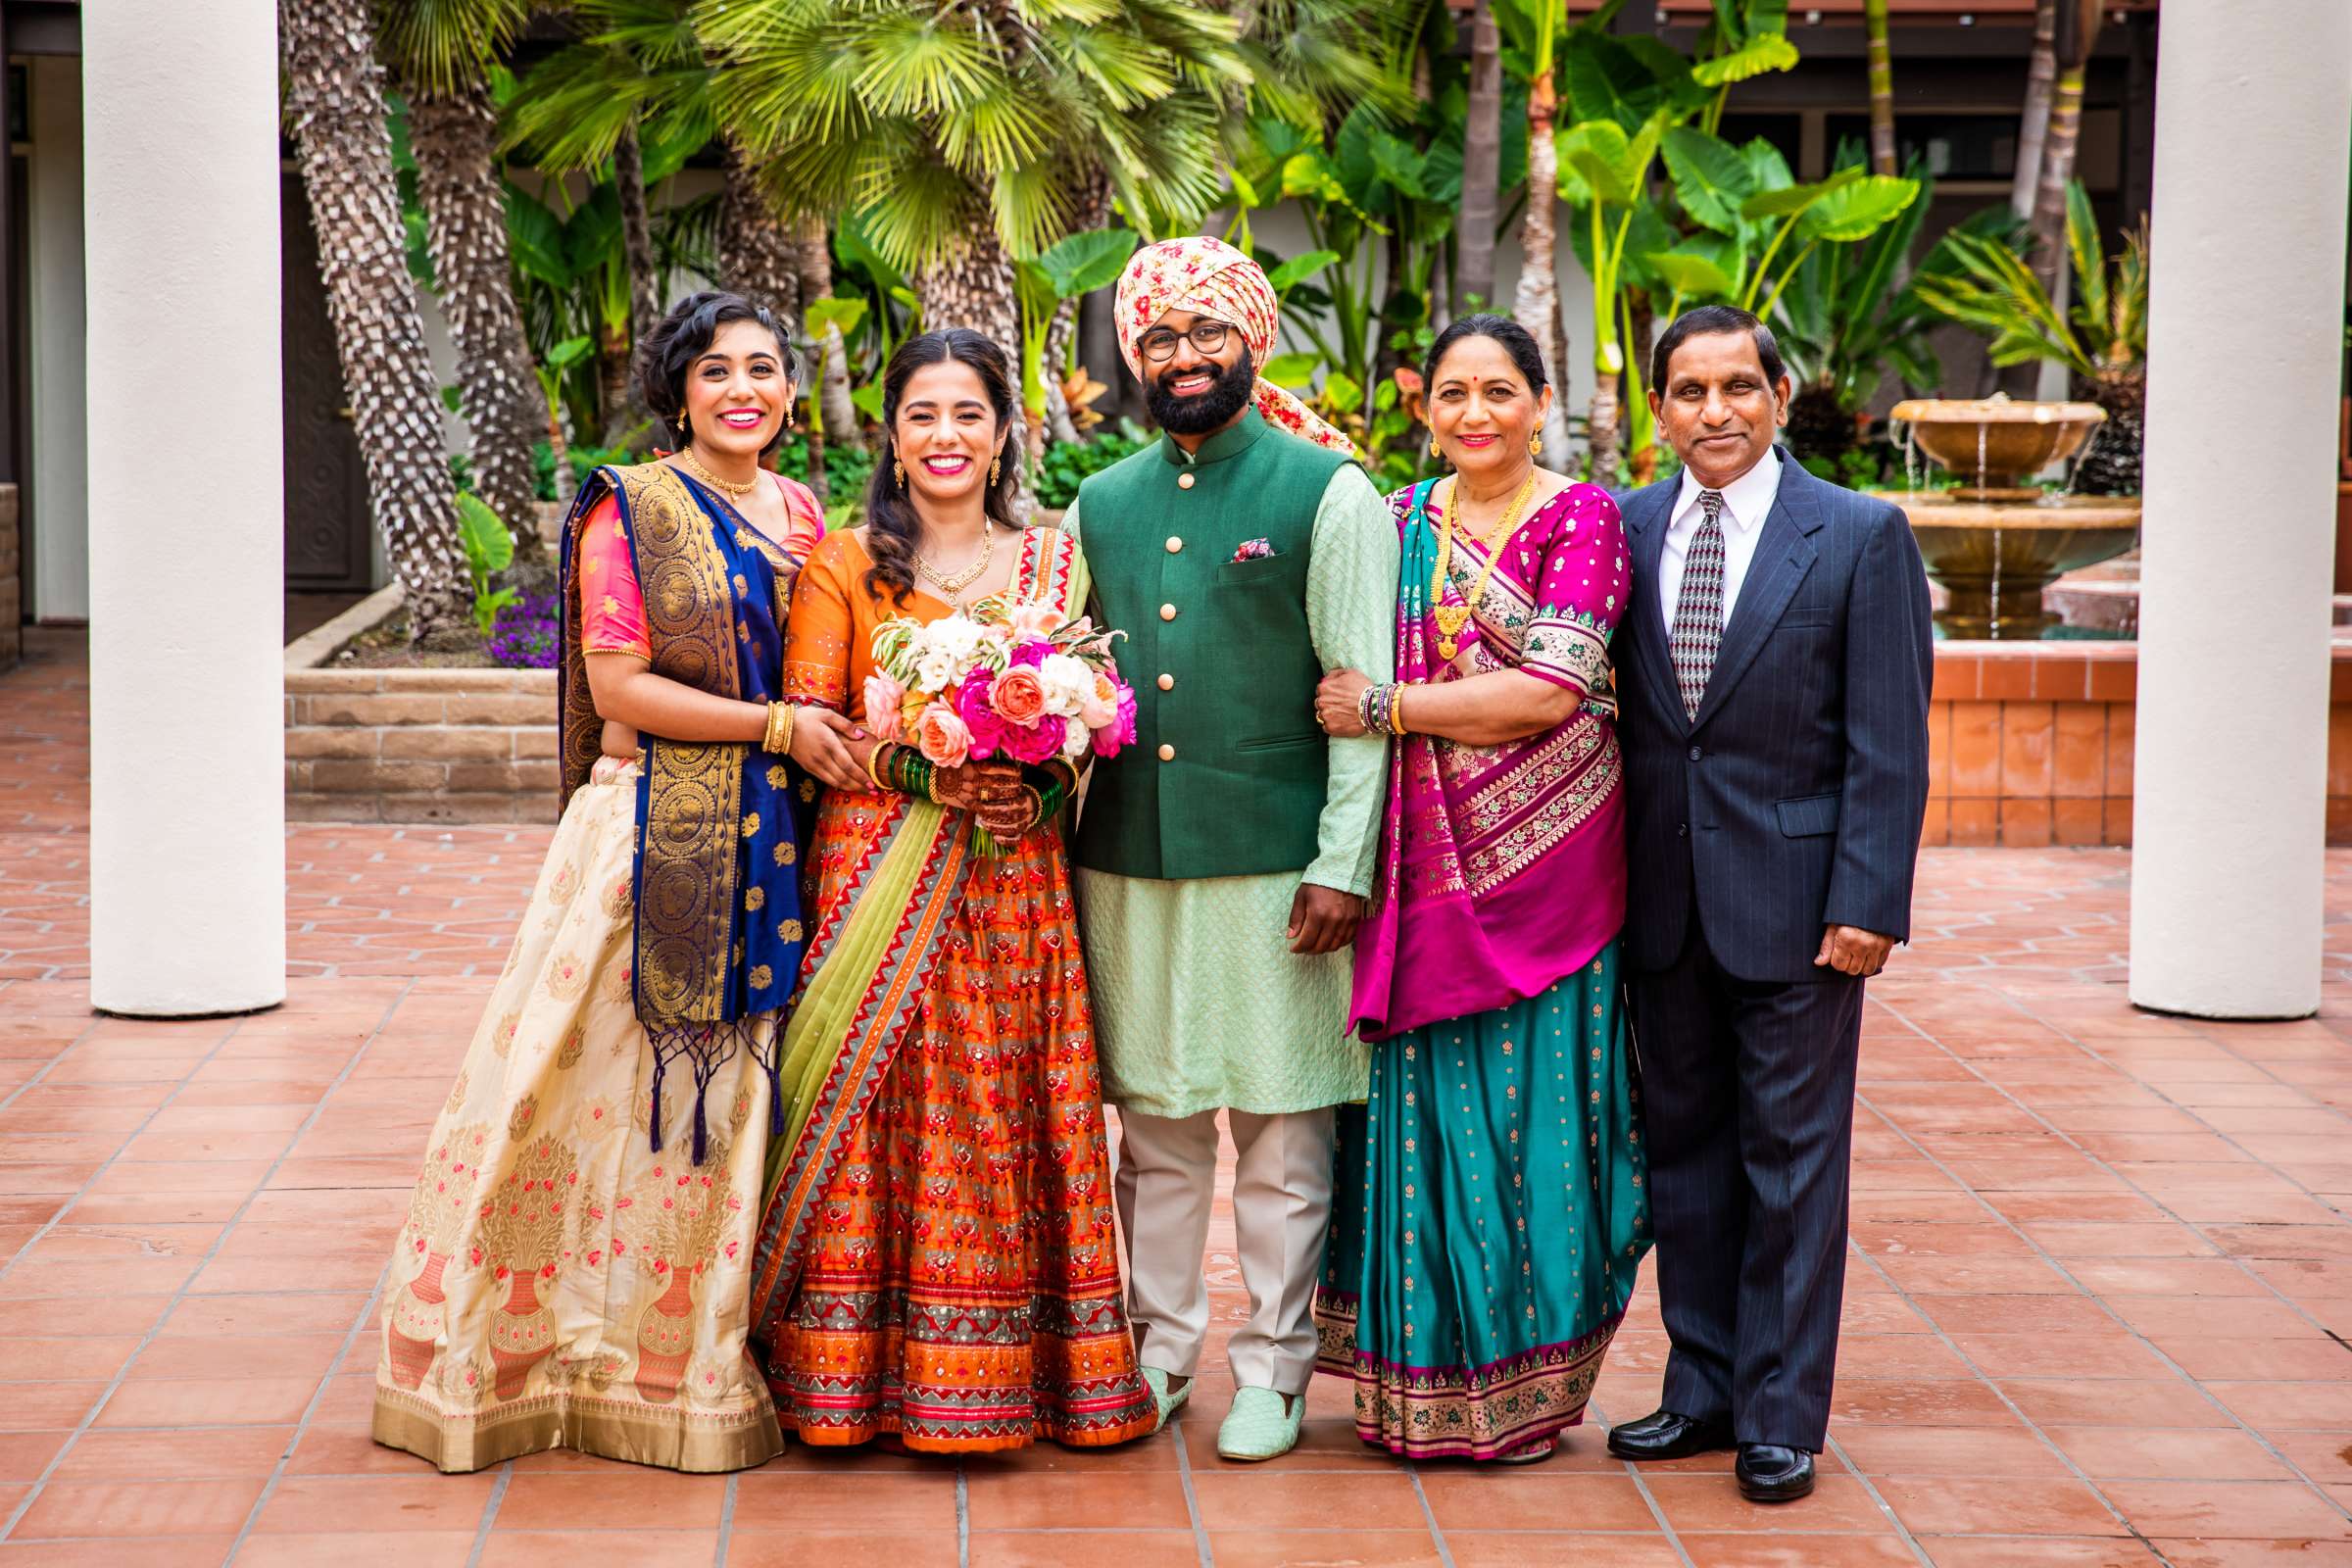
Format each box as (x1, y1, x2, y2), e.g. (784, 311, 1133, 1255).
(1136, 319, 1238, 363)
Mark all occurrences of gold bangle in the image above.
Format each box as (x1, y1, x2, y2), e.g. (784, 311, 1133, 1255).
(863, 742, 891, 792)
(763, 701, 796, 756)
(1389, 683, 1408, 736)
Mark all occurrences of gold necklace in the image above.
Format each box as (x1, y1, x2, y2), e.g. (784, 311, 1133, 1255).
(1431, 468, 1539, 661)
(914, 523, 997, 606)
(677, 447, 760, 499)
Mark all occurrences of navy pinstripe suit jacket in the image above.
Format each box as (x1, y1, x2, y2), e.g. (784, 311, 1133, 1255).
(1614, 450, 1935, 983)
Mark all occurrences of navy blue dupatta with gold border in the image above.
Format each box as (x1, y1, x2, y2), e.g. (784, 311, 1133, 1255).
(556, 460, 816, 1162)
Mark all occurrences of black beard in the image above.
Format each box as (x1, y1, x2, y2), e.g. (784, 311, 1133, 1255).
(1146, 347, 1256, 434)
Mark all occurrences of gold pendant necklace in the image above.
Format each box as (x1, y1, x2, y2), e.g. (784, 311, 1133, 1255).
(677, 447, 760, 499)
(914, 523, 997, 607)
(1431, 468, 1539, 660)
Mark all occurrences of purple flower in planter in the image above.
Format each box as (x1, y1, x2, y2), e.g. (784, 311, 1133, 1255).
(489, 592, 560, 669)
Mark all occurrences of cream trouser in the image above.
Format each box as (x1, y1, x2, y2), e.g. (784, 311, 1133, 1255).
(1112, 1105, 1337, 1396)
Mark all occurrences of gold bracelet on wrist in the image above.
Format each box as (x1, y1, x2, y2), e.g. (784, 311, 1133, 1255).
(863, 742, 892, 792)
(1389, 683, 1408, 736)
(762, 701, 797, 757)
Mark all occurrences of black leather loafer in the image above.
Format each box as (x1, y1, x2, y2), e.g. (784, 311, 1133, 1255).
(1605, 1408, 1737, 1461)
(1736, 1443, 1816, 1502)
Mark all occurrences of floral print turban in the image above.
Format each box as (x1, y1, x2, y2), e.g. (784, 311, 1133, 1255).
(1113, 236, 1358, 459)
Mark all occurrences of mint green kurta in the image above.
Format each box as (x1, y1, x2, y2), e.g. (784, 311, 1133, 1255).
(1066, 461, 1398, 1118)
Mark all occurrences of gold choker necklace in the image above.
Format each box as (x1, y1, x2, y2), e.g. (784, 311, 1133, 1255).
(677, 448, 760, 499)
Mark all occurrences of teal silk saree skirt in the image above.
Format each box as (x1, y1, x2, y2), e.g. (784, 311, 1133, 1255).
(1314, 943, 1652, 1458)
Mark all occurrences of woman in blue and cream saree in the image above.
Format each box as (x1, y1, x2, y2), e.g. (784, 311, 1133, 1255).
(371, 293, 835, 1473)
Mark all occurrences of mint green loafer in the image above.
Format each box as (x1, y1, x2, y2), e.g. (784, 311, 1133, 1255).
(1142, 1366, 1192, 1432)
(1216, 1385, 1304, 1461)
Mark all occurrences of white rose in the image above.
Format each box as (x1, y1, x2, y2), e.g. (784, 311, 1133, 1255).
(1061, 714, 1093, 760)
(1035, 654, 1096, 718)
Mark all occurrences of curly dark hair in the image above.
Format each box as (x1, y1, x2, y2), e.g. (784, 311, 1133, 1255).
(862, 329, 1021, 607)
(633, 290, 799, 457)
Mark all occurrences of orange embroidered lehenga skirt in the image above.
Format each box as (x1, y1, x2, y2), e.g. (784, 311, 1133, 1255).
(752, 790, 1153, 1451)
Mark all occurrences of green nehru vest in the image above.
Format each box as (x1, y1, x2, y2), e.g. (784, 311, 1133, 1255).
(1073, 408, 1357, 881)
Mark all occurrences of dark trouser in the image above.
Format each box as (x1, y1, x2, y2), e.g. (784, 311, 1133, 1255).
(1627, 924, 1864, 1452)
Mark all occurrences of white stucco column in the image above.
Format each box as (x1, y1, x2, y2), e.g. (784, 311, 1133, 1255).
(2129, 0, 2352, 1018)
(84, 4, 285, 1014)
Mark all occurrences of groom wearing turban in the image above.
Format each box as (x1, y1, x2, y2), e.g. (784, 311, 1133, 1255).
(1064, 237, 1398, 1462)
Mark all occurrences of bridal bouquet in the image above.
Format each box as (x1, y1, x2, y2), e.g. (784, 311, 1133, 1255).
(862, 600, 1137, 848)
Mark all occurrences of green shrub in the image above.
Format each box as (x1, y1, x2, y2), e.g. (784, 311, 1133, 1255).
(1033, 423, 1152, 510)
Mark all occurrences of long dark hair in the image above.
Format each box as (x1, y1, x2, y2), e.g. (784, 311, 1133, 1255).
(635, 289, 799, 458)
(862, 329, 1021, 606)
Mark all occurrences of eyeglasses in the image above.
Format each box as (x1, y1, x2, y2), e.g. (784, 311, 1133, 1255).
(1137, 320, 1236, 363)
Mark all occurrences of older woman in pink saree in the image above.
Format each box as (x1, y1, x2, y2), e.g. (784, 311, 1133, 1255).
(1311, 315, 1651, 1464)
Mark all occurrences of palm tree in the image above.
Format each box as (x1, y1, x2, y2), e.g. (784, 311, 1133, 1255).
(1863, 0, 1895, 176)
(1497, 0, 1572, 466)
(1454, 0, 1504, 314)
(281, 0, 473, 641)
(2026, 0, 2101, 299)
(2011, 0, 2057, 220)
(699, 0, 1248, 336)
(376, 0, 543, 558)
(718, 134, 803, 318)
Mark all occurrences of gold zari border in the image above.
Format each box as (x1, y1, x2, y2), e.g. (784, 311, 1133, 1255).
(373, 1384, 783, 1475)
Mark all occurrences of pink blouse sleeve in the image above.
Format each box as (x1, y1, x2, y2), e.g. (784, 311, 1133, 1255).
(576, 495, 651, 658)
(1520, 483, 1630, 697)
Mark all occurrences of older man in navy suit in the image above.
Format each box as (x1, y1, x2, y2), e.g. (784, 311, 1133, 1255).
(1606, 306, 1933, 1502)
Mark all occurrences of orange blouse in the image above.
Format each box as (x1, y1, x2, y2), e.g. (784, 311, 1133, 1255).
(577, 471, 824, 657)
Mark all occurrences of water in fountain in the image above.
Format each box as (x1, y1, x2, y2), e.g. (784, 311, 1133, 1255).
(1979, 419, 2004, 639)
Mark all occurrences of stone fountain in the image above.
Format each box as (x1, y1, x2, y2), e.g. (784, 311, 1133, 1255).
(1873, 395, 2141, 639)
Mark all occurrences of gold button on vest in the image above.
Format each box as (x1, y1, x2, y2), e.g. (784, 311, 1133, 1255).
(1156, 672, 1175, 691)
(1165, 536, 1183, 553)
(1157, 743, 1176, 761)
(1159, 603, 1177, 621)
(1177, 471, 1196, 490)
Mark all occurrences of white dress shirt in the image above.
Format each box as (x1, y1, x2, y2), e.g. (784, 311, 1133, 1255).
(1659, 449, 1784, 629)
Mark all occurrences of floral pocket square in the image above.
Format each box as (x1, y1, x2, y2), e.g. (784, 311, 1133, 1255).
(1232, 538, 1276, 563)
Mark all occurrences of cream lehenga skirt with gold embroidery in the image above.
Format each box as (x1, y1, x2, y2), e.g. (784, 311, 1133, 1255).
(372, 757, 784, 1473)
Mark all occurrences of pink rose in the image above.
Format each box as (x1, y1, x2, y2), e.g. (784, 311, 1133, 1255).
(1007, 639, 1050, 669)
(1093, 682, 1138, 758)
(1005, 602, 1063, 639)
(954, 668, 1008, 760)
(992, 665, 1050, 726)
(914, 706, 973, 768)
(1078, 672, 1119, 730)
(861, 672, 906, 740)
(1004, 712, 1068, 765)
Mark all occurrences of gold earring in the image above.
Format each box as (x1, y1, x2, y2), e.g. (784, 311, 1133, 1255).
(1429, 437, 1442, 460)
(990, 456, 1002, 487)
(1529, 432, 1543, 458)
(893, 460, 906, 487)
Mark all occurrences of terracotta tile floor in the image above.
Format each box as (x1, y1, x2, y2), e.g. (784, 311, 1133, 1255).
(4, 627, 2351, 1566)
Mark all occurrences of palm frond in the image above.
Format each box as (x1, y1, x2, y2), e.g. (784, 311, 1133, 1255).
(374, 0, 531, 94)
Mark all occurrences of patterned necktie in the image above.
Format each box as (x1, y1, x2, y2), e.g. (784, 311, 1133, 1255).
(1669, 489, 1728, 720)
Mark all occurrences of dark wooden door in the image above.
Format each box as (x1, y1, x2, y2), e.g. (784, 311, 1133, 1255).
(280, 172, 371, 591)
